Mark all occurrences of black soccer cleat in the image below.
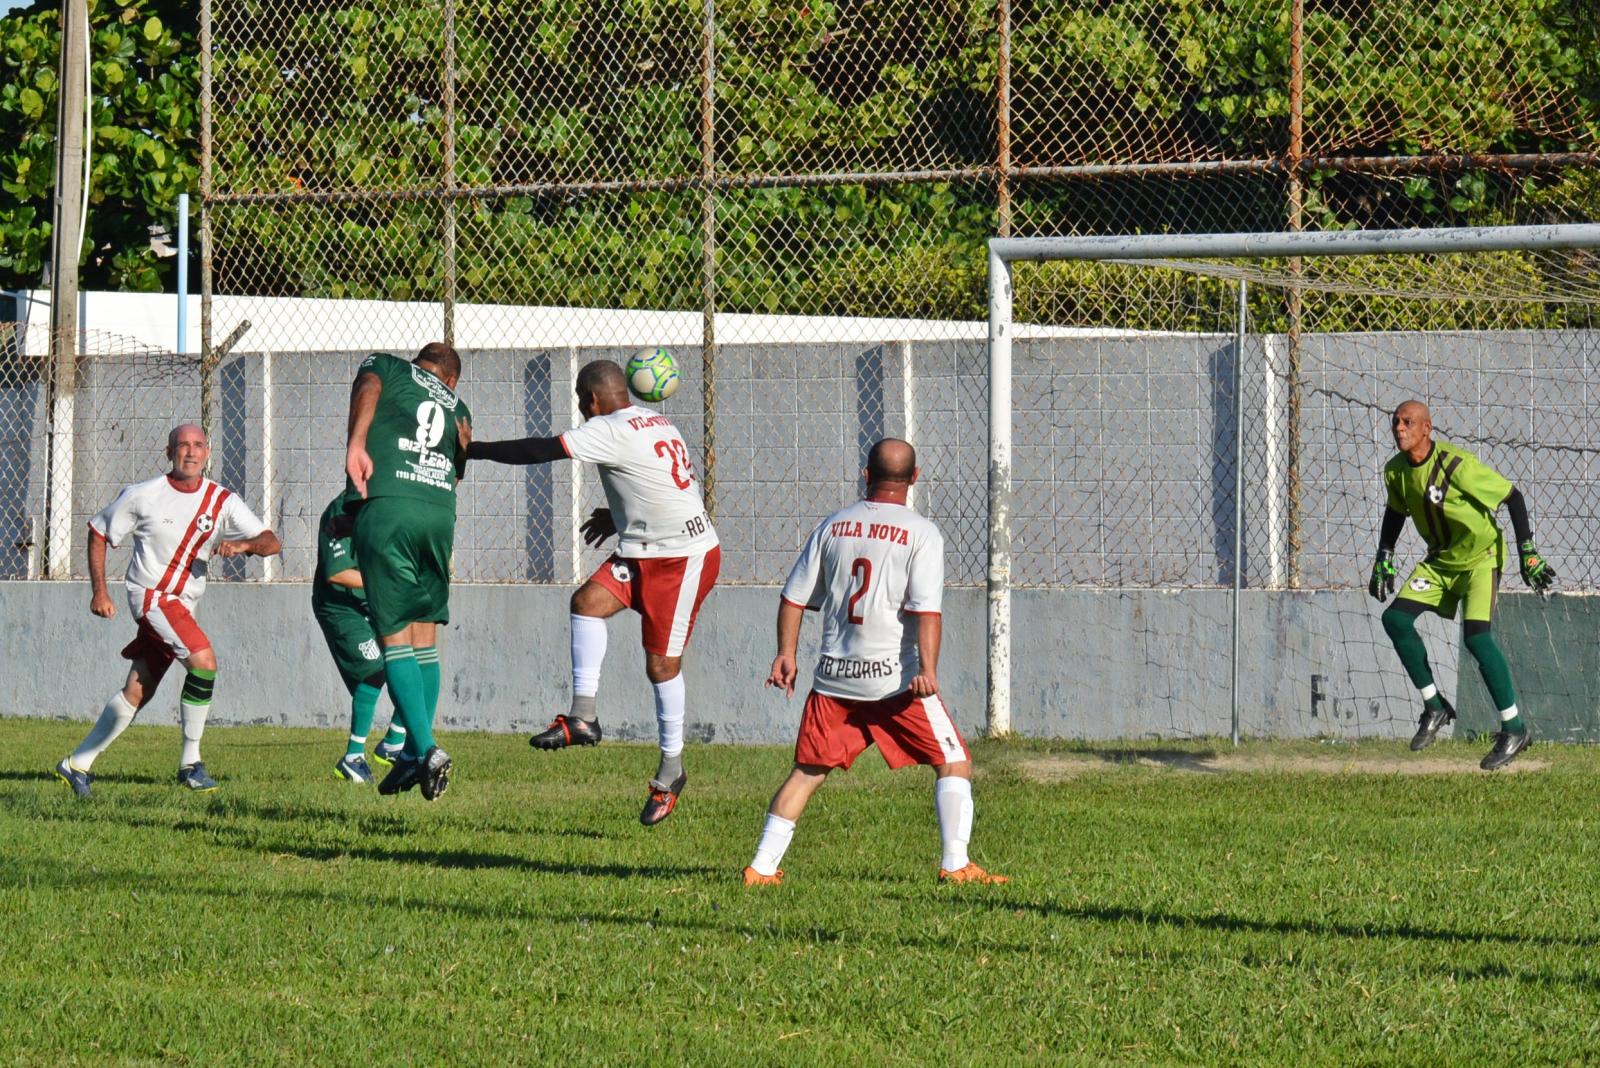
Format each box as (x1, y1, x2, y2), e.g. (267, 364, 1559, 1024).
(1409, 698, 1456, 752)
(1480, 729, 1533, 772)
(530, 715, 603, 750)
(639, 772, 687, 827)
(377, 754, 423, 795)
(419, 746, 452, 801)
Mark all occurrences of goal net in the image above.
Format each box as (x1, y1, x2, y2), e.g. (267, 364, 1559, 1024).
(987, 226, 1600, 743)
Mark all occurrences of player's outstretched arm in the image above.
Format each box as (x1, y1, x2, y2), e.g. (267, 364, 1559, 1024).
(1503, 486, 1556, 595)
(345, 372, 381, 496)
(766, 599, 806, 698)
(465, 435, 567, 466)
(1368, 506, 1404, 602)
(87, 528, 115, 618)
(215, 530, 282, 559)
(910, 612, 941, 697)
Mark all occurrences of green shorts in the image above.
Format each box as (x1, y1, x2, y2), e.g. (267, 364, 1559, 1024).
(1395, 560, 1501, 623)
(313, 600, 384, 694)
(353, 496, 455, 637)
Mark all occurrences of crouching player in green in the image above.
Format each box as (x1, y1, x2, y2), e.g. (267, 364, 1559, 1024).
(313, 488, 410, 783)
(1369, 400, 1555, 771)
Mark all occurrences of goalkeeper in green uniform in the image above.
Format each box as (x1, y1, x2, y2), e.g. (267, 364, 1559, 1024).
(1369, 400, 1555, 771)
(312, 488, 409, 784)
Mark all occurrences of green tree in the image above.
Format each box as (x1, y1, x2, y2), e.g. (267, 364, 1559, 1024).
(0, 0, 197, 292)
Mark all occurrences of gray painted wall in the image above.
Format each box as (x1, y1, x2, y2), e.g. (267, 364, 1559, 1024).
(17, 580, 1564, 744)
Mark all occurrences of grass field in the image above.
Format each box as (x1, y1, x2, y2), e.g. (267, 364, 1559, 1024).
(5, 721, 1600, 1065)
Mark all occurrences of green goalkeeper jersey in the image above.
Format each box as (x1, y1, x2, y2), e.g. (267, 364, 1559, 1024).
(1382, 439, 1511, 571)
(348, 352, 471, 512)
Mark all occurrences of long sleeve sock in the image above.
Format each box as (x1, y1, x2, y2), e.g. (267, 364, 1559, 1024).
(70, 692, 138, 771)
(935, 776, 975, 872)
(179, 668, 217, 767)
(652, 674, 686, 785)
(383, 646, 432, 756)
(570, 614, 607, 720)
(416, 644, 441, 727)
(749, 813, 796, 877)
(347, 680, 382, 757)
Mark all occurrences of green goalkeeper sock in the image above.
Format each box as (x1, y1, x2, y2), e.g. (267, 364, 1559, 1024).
(1381, 606, 1435, 691)
(382, 646, 433, 757)
(1464, 631, 1522, 733)
(347, 680, 382, 757)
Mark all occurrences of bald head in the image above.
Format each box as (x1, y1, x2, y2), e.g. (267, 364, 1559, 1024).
(1395, 399, 1430, 423)
(866, 438, 917, 485)
(168, 423, 206, 450)
(1390, 398, 1434, 460)
(414, 342, 461, 385)
(166, 423, 210, 484)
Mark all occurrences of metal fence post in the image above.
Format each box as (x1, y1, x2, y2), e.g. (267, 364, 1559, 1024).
(1231, 278, 1247, 746)
(987, 243, 1013, 737)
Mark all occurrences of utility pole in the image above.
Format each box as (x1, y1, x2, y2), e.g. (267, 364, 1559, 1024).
(46, 0, 88, 579)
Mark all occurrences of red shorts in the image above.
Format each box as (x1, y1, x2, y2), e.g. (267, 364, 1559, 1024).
(589, 546, 720, 657)
(795, 688, 971, 771)
(121, 591, 211, 684)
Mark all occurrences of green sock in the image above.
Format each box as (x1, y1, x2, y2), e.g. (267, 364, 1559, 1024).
(1381, 606, 1435, 691)
(416, 645, 441, 723)
(1423, 693, 1446, 713)
(347, 681, 382, 757)
(1463, 631, 1521, 732)
(381, 721, 407, 748)
(382, 646, 433, 757)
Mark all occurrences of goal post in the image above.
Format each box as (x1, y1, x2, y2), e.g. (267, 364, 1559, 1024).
(986, 224, 1600, 740)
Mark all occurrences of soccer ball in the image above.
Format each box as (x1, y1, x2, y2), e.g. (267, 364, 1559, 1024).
(625, 347, 680, 403)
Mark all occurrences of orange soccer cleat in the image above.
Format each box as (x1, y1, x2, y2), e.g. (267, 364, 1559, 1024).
(742, 866, 784, 886)
(937, 863, 1009, 885)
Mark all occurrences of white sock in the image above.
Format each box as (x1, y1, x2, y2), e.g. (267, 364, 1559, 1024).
(180, 702, 208, 767)
(1500, 704, 1520, 722)
(749, 813, 796, 877)
(1420, 683, 1439, 701)
(70, 692, 138, 771)
(653, 674, 686, 757)
(935, 776, 974, 872)
(570, 614, 607, 711)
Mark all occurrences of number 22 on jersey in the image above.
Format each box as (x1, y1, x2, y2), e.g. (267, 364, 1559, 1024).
(653, 438, 694, 489)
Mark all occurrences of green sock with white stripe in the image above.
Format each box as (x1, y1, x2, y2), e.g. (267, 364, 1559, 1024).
(382, 645, 433, 758)
(416, 645, 441, 724)
(347, 680, 382, 757)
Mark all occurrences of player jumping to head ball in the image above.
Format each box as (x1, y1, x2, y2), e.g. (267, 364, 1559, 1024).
(743, 438, 1006, 886)
(1370, 399, 1555, 771)
(464, 359, 719, 826)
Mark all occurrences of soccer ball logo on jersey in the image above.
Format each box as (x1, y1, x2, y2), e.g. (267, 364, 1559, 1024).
(1426, 485, 1444, 505)
(195, 514, 214, 534)
(1409, 577, 1431, 592)
(610, 561, 634, 584)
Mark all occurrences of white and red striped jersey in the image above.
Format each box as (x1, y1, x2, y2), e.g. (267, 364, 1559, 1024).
(561, 405, 718, 559)
(89, 475, 267, 613)
(781, 498, 943, 701)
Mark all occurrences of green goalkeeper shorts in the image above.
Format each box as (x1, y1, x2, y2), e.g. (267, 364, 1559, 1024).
(1395, 560, 1500, 623)
(352, 496, 455, 637)
(314, 600, 384, 695)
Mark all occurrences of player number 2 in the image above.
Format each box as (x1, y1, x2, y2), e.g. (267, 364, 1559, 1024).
(415, 401, 446, 448)
(654, 439, 693, 490)
(846, 557, 872, 624)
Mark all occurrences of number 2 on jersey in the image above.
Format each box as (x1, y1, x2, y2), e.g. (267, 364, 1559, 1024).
(846, 557, 872, 624)
(654, 438, 694, 490)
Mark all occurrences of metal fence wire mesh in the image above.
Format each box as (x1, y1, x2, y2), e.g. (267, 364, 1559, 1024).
(9, 1, 1600, 594)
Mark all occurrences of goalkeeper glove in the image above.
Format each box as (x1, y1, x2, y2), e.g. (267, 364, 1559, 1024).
(1368, 548, 1396, 602)
(1519, 540, 1555, 597)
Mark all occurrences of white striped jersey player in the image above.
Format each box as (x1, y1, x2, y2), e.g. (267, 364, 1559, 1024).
(781, 498, 944, 701)
(89, 474, 267, 640)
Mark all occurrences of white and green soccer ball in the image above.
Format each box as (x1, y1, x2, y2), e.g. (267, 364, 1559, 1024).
(625, 346, 680, 403)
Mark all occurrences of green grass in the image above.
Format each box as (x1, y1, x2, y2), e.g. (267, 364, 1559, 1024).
(5, 723, 1600, 1065)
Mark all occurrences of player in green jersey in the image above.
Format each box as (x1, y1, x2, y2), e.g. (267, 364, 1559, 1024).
(312, 488, 409, 784)
(1368, 400, 1555, 771)
(344, 342, 472, 799)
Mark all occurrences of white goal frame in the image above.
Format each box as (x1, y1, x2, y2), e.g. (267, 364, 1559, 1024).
(985, 223, 1600, 738)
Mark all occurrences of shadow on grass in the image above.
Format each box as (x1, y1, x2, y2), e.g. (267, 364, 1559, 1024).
(0, 769, 171, 786)
(939, 896, 1600, 951)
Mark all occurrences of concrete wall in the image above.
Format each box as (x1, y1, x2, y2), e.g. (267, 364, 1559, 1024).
(26, 580, 1588, 744)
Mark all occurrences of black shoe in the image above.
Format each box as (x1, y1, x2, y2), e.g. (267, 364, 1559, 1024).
(1409, 698, 1456, 751)
(1480, 728, 1532, 771)
(530, 715, 603, 750)
(640, 772, 687, 826)
(377, 754, 423, 795)
(419, 746, 452, 801)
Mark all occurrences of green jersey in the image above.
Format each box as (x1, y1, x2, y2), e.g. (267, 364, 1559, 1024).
(312, 489, 366, 613)
(349, 352, 471, 511)
(1383, 439, 1511, 571)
